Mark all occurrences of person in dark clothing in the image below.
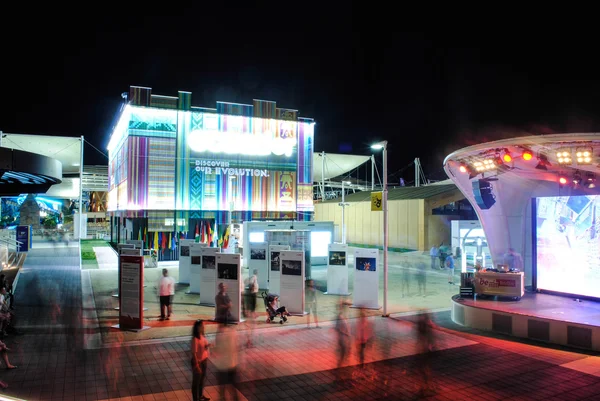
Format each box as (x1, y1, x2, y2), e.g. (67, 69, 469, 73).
(0, 275, 14, 310)
(215, 283, 233, 323)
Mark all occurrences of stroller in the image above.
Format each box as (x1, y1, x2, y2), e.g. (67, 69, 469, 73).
(262, 291, 290, 324)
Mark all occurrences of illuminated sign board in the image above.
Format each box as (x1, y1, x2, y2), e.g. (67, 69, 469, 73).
(188, 129, 295, 157)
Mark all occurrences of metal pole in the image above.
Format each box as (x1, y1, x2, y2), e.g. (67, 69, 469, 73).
(79, 136, 84, 239)
(341, 181, 346, 244)
(321, 151, 326, 200)
(371, 155, 375, 190)
(383, 142, 389, 316)
(415, 157, 420, 187)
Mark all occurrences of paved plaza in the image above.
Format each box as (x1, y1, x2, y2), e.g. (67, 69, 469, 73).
(2, 243, 600, 400)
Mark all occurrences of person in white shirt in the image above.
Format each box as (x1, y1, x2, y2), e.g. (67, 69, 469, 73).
(158, 269, 175, 320)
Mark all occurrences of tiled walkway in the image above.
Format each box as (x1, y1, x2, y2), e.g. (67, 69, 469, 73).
(3, 243, 600, 400)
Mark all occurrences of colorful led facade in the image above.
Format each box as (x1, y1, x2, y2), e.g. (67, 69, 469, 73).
(107, 86, 314, 238)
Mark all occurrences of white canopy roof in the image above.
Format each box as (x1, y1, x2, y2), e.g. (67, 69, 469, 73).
(313, 152, 371, 182)
(0, 133, 82, 174)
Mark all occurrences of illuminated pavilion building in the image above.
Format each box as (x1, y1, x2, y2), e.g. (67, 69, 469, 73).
(107, 86, 314, 258)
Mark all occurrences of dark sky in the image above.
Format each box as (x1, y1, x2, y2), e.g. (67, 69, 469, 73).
(2, 8, 600, 184)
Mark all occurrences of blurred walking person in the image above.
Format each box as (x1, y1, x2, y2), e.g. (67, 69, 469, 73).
(356, 309, 372, 369)
(191, 320, 211, 401)
(416, 312, 436, 396)
(306, 279, 319, 328)
(244, 270, 259, 347)
(445, 254, 455, 284)
(335, 299, 350, 382)
(416, 259, 427, 297)
(401, 258, 410, 297)
(213, 321, 240, 401)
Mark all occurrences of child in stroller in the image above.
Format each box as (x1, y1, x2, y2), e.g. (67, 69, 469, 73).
(262, 292, 290, 324)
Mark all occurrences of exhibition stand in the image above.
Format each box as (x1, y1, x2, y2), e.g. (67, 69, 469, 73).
(268, 245, 289, 294)
(113, 254, 149, 332)
(352, 248, 380, 309)
(187, 243, 207, 294)
(215, 253, 243, 322)
(325, 243, 350, 296)
(265, 229, 313, 279)
(243, 221, 334, 267)
(248, 242, 269, 289)
(178, 239, 195, 285)
(199, 247, 219, 306)
(279, 250, 306, 315)
(474, 271, 524, 298)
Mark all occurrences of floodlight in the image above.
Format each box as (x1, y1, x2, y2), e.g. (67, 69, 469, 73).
(576, 147, 593, 164)
(556, 149, 572, 165)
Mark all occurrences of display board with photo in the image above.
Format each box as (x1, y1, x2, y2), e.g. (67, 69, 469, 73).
(191, 255, 201, 265)
(281, 259, 302, 276)
(202, 255, 216, 269)
(218, 263, 238, 280)
(250, 248, 266, 260)
(180, 246, 190, 257)
(355, 257, 376, 271)
(270, 252, 281, 271)
(329, 251, 346, 266)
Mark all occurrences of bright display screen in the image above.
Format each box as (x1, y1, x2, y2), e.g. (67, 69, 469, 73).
(310, 231, 331, 257)
(536, 195, 600, 298)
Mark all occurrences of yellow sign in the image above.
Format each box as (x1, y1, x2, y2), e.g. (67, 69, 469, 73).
(371, 191, 383, 211)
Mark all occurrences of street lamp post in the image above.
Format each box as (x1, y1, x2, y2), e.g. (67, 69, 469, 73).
(339, 181, 351, 244)
(371, 141, 389, 317)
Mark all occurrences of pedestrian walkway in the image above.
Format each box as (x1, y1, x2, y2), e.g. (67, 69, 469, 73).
(94, 247, 117, 270)
(3, 242, 600, 400)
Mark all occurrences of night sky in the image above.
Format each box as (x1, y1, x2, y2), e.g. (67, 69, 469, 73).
(2, 9, 600, 184)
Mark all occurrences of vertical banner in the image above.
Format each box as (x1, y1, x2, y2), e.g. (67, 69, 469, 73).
(188, 243, 206, 294)
(352, 248, 380, 309)
(113, 243, 137, 306)
(178, 239, 195, 284)
(326, 243, 350, 295)
(16, 225, 31, 252)
(248, 242, 269, 289)
(199, 247, 219, 306)
(268, 245, 289, 293)
(216, 253, 242, 322)
(279, 250, 305, 315)
(118, 255, 147, 331)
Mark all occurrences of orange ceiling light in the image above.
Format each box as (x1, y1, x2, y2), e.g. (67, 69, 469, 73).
(503, 154, 512, 163)
(522, 151, 533, 161)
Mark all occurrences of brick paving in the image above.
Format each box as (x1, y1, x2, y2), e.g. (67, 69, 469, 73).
(3, 243, 600, 400)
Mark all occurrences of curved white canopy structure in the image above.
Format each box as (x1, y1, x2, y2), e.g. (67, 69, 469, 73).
(444, 133, 600, 287)
(313, 152, 371, 182)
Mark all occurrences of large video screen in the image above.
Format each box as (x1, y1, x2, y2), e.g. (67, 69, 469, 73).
(536, 195, 600, 298)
